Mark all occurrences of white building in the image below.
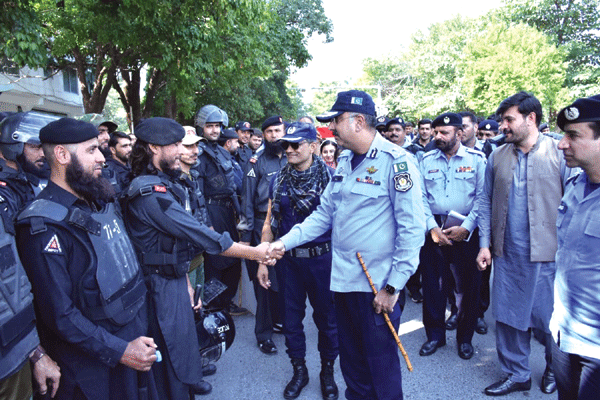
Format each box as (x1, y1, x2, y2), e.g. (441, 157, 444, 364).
(1, 60, 84, 117)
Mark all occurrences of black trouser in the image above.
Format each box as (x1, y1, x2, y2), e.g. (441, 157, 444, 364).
(421, 229, 481, 345)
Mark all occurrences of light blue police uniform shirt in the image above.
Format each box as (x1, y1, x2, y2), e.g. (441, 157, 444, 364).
(550, 172, 600, 360)
(280, 133, 426, 293)
(419, 144, 486, 232)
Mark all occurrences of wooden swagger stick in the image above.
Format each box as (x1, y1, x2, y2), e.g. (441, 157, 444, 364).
(357, 252, 413, 372)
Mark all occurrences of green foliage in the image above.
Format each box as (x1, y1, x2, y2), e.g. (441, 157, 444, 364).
(460, 23, 567, 117)
(0, 0, 47, 68)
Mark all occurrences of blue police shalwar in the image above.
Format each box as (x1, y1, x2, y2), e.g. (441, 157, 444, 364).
(419, 145, 486, 346)
(550, 172, 600, 398)
(270, 168, 338, 361)
(280, 133, 426, 400)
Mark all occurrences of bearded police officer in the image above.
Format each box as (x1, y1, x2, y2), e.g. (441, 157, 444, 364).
(123, 117, 275, 399)
(0, 112, 61, 399)
(269, 90, 426, 400)
(15, 118, 158, 399)
(239, 115, 287, 355)
(194, 105, 246, 314)
(418, 112, 486, 360)
(257, 122, 339, 400)
(550, 95, 600, 399)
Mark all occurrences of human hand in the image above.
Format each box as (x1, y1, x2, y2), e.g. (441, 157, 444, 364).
(120, 336, 157, 371)
(187, 276, 202, 311)
(257, 263, 271, 289)
(267, 241, 286, 259)
(32, 351, 61, 398)
(254, 242, 276, 265)
(373, 290, 399, 314)
(476, 247, 491, 271)
(431, 227, 453, 246)
(442, 226, 469, 242)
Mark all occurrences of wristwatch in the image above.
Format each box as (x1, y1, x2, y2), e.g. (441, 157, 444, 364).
(384, 284, 399, 295)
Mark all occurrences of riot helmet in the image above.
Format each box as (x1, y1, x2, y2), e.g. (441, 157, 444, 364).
(0, 112, 59, 161)
(196, 309, 235, 365)
(194, 105, 229, 129)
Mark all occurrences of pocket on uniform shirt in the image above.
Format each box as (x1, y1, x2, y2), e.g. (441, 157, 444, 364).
(583, 219, 600, 239)
(350, 182, 385, 198)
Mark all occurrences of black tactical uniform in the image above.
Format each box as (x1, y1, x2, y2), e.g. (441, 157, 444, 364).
(103, 156, 132, 195)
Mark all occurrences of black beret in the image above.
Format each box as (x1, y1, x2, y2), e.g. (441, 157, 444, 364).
(134, 117, 185, 145)
(431, 112, 463, 128)
(40, 118, 100, 144)
(261, 116, 284, 131)
(557, 95, 600, 131)
(220, 128, 239, 140)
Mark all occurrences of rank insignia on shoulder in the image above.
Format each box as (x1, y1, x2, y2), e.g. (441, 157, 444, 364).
(0, 181, 6, 186)
(44, 234, 62, 254)
(332, 175, 343, 182)
(394, 173, 412, 192)
(393, 162, 407, 173)
(368, 149, 378, 158)
(247, 168, 256, 178)
(366, 166, 378, 174)
(153, 185, 167, 193)
(356, 177, 380, 185)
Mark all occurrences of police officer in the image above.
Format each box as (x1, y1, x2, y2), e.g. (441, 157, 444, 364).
(257, 122, 339, 400)
(269, 90, 426, 400)
(0, 112, 61, 399)
(97, 120, 117, 158)
(15, 118, 158, 399)
(102, 131, 132, 195)
(123, 117, 275, 399)
(235, 121, 254, 168)
(418, 112, 486, 360)
(194, 105, 246, 313)
(239, 115, 287, 354)
(218, 128, 244, 195)
(551, 94, 600, 399)
(385, 117, 408, 147)
(477, 119, 499, 142)
(405, 118, 435, 161)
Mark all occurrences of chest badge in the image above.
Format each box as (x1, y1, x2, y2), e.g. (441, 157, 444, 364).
(366, 166, 378, 174)
(394, 173, 412, 192)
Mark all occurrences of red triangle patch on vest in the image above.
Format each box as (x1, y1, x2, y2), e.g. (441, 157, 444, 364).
(153, 185, 167, 193)
(44, 234, 63, 254)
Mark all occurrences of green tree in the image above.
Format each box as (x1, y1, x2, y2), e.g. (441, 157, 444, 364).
(460, 23, 567, 119)
(0, 0, 47, 68)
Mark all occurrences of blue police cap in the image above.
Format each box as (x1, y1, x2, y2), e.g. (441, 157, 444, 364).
(375, 116, 389, 128)
(235, 121, 252, 131)
(261, 116, 284, 131)
(220, 128, 239, 140)
(478, 119, 499, 132)
(40, 118, 99, 144)
(134, 117, 185, 145)
(280, 122, 317, 143)
(385, 117, 406, 131)
(557, 95, 600, 131)
(316, 90, 376, 122)
(431, 112, 463, 128)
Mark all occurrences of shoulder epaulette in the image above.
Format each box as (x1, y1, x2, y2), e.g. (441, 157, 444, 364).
(465, 147, 485, 157)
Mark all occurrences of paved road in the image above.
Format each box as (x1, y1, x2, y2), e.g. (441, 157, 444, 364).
(199, 293, 556, 400)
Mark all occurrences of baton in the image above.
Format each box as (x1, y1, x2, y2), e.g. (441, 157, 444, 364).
(357, 252, 413, 372)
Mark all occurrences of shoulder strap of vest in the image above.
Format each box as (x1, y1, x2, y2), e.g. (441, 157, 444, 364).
(125, 175, 164, 200)
(17, 198, 103, 236)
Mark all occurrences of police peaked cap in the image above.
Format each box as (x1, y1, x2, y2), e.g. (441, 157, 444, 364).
(432, 112, 463, 128)
(261, 116, 284, 131)
(385, 117, 406, 130)
(478, 119, 499, 132)
(40, 118, 100, 144)
(557, 95, 600, 131)
(134, 117, 185, 145)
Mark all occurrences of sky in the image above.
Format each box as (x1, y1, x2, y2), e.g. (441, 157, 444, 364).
(291, 0, 502, 101)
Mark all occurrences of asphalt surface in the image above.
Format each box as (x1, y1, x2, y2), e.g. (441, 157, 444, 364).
(199, 289, 557, 400)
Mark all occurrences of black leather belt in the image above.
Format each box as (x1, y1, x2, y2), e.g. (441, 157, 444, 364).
(207, 197, 233, 208)
(288, 242, 331, 258)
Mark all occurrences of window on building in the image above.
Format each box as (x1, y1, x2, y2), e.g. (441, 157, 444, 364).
(63, 68, 79, 94)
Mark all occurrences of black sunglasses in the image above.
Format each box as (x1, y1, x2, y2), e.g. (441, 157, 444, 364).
(280, 140, 307, 150)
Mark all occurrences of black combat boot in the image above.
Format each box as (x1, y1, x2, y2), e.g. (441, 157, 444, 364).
(283, 358, 309, 399)
(320, 358, 338, 400)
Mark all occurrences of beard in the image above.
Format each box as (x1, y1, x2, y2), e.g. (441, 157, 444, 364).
(159, 157, 181, 179)
(265, 139, 284, 156)
(65, 155, 115, 204)
(17, 154, 50, 179)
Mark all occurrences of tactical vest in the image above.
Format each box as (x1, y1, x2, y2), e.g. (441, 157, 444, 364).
(17, 199, 146, 327)
(0, 198, 38, 379)
(123, 175, 198, 278)
(199, 142, 236, 197)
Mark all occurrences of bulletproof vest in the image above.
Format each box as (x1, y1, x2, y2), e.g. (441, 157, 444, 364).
(124, 175, 198, 278)
(102, 164, 119, 193)
(17, 199, 146, 326)
(0, 198, 37, 379)
(200, 142, 236, 196)
(0, 168, 36, 209)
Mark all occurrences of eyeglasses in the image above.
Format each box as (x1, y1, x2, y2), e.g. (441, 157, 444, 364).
(281, 140, 308, 150)
(332, 114, 355, 125)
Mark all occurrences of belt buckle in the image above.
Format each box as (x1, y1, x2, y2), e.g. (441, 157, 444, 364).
(295, 248, 310, 258)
